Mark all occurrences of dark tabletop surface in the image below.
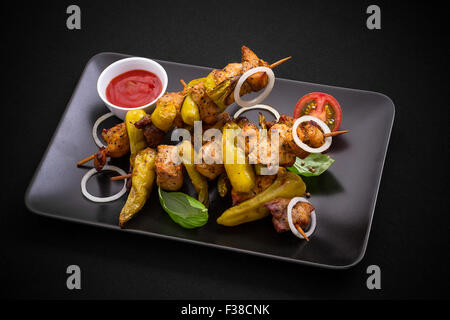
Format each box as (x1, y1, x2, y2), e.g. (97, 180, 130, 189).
(1, 0, 449, 299)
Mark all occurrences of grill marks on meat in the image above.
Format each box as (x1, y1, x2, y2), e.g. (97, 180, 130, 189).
(155, 145, 183, 191)
(264, 198, 314, 233)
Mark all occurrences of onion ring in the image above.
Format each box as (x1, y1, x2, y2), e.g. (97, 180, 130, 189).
(287, 197, 317, 240)
(233, 104, 280, 121)
(81, 165, 128, 202)
(92, 112, 115, 148)
(234, 67, 275, 108)
(292, 115, 332, 154)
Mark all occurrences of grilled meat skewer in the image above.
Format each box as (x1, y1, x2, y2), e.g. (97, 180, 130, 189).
(77, 122, 130, 171)
(136, 46, 288, 147)
(264, 198, 314, 233)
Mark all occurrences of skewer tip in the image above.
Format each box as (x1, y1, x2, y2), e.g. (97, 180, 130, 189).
(270, 56, 292, 69)
(295, 224, 310, 241)
(77, 154, 95, 166)
(323, 130, 350, 138)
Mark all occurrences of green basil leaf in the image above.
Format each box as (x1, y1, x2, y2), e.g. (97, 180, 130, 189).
(158, 187, 208, 229)
(287, 153, 335, 177)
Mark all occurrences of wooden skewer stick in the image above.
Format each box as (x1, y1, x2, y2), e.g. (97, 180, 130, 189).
(180, 79, 187, 87)
(270, 56, 292, 69)
(77, 154, 95, 166)
(110, 173, 132, 181)
(295, 224, 310, 241)
(323, 130, 349, 138)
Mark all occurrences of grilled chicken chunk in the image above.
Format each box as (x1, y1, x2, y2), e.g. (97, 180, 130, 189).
(101, 122, 130, 157)
(195, 140, 224, 180)
(160, 91, 185, 111)
(224, 46, 270, 105)
(259, 114, 326, 161)
(155, 145, 183, 191)
(268, 123, 297, 167)
(245, 118, 297, 167)
(134, 115, 165, 148)
(190, 82, 221, 125)
(236, 117, 259, 157)
(264, 198, 314, 233)
(241, 46, 270, 92)
(94, 122, 130, 171)
(203, 112, 232, 131)
(210, 63, 243, 84)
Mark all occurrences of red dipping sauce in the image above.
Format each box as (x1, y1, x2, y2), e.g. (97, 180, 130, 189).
(106, 70, 162, 108)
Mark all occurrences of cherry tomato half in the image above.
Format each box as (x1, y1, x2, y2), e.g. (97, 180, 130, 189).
(293, 92, 343, 131)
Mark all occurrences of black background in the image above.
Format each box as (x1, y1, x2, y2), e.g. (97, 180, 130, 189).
(1, 0, 449, 299)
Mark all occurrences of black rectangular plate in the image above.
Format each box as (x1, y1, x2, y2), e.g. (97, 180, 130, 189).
(25, 52, 394, 269)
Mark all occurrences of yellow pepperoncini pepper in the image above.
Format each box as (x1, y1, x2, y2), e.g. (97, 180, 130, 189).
(217, 172, 230, 197)
(178, 140, 209, 207)
(204, 73, 231, 112)
(222, 121, 255, 193)
(181, 94, 200, 126)
(180, 78, 205, 126)
(151, 98, 177, 132)
(119, 148, 157, 227)
(217, 170, 306, 226)
(125, 110, 147, 167)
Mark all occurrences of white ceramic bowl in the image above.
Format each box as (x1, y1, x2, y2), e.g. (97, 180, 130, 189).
(97, 57, 168, 120)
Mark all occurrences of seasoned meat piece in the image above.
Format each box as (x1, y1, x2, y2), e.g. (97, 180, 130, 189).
(159, 91, 185, 111)
(241, 46, 270, 92)
(155, 145, 183, 191)
(134, 114, 152, 127)
(94, 147, 107, 171)
(231, 174, 276, 206)
(189, 82, 221, 125)
(134, 115, 165, 148)
(276, 115, 325, 156)
(251, 121, 296, 167)
(268, 123, 297, 167)
(195, 140, 224, 180)
(138, 123, 164, 148)
(301, 122, 325, 148)
(236, 117, 259, 157)
(210, 63, 243, 84)
(101, 122, 130, 158)
(264, 198, 314, 233)
(143, 124, 166, 148)
(89, 122, 130, 171)
(203, 112, 232, 131)
(225, 46, 270, 105)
